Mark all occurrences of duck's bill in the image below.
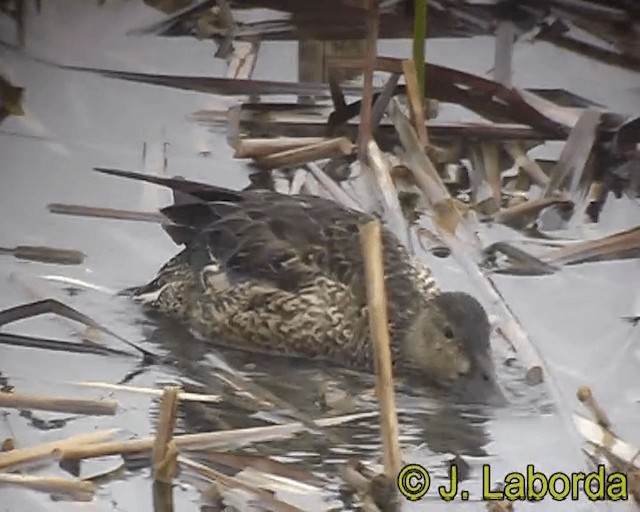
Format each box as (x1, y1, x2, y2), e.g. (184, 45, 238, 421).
(453, 353, 508, 407)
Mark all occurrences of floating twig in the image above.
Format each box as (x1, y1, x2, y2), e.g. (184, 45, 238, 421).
(492, 196, 573, 229)
(48, 203, 165, 223)
(0, 245, 85, 265)
(0, 331, 134, 358)
(0, 473, 95, 501)
(0, 391, 117, 416)
(0, 428, 119, 471)
(0, 299, 156, 361)
(72, 381, 221, 403)
(56, 411, 377, 460)
(576, 386, 612, 431)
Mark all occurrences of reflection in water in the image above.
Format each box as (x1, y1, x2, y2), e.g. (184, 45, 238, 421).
(140, 315, 493, 479)
(412, 405, 490, 457)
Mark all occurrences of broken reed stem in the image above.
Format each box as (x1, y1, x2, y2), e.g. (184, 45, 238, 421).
(152, 386, 180, 483)
(359, 220, 402, 478)
(233, 137, 326, 158)
(155, 441, 179, 484)
(577, 386, 611, 431)
(358, 0, 380, 158)
(0, 391, 117, 416)
(0, 428, 119, 471)
(413, 0, 427, 96)
(0, 473, 95, 501)
(255, 137, 353, 169)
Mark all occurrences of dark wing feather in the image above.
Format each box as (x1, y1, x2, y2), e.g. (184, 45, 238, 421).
(94, 167, 243, 202)
(91, 167, 409, 299)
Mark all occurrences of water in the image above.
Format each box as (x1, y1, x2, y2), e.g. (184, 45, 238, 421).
(1, 2, 639, 511)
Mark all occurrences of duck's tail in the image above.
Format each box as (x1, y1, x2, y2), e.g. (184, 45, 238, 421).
(93, 167, 242, 203)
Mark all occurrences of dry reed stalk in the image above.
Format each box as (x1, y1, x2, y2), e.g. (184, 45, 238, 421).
(0, 391, 117, 416)
(365, 139, 409, 247)
(542, 226, 640, 265)
(389, 96, 544, 384)
(359, 220, 402, 479)
(577, 386, 611, 431)
(542, 107, 602, 199)
(493, 196, 573, 226)
(72, 381, 221, 403)
(358, 0, 380, 158)
(152, 387, 180, 483)
(255, 137, 354, 169)
(503, 142, 550, 187)
(48, 203, 165, 223)
(481, 141, 502, 207)
(0, 428, 119, 471)
(306, 162, 363, 211)
(56, 412, 377, 460)
(0, 245, 85, 266)
(233, 137, 327, 158)
(0, 473, 95, 501)
(388, 98, 456, 230)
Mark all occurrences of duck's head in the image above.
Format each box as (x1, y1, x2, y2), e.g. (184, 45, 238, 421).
(403, 291, 506, 406)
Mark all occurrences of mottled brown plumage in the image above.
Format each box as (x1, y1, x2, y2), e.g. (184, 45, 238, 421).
(96, 167, 505, 405)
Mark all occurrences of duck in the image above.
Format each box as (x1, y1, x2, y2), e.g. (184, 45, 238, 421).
(94, 167, 506, 406)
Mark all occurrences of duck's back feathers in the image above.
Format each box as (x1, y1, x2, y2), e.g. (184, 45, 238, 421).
(96, 167, 440, 367)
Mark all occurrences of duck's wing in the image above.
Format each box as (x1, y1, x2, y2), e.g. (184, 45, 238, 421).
(93, 167, 377, 293)
(164, 194, 380, 292)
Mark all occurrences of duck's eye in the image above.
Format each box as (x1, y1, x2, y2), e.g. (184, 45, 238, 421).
(443, 325, 454, 339)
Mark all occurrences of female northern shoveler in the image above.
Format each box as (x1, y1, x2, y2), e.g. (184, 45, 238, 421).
(95, 168, 505, 406)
